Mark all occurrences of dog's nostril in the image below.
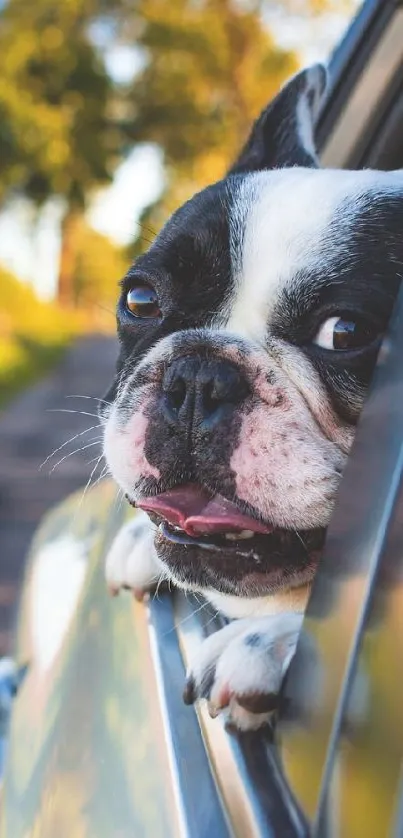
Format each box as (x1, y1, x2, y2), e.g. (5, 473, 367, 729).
(167, 377, 187, 410)
(208, 369, 249, 406)
(162, 357, 249, 428)
(202, 381, 219, 413)
(209, 379, 226, 402)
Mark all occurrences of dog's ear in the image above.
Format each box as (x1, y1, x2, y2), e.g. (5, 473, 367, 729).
(229, 64, 327, 175)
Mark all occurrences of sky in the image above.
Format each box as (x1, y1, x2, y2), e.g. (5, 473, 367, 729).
(0, 4, 359, 300)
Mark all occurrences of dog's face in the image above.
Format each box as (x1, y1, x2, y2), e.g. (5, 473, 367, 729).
(103, 66, 403, 600)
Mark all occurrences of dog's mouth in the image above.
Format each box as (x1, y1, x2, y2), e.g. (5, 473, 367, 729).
(128, 483, 321, 556)
(127, 484, 325, 595)
(134, 483, 272, 549)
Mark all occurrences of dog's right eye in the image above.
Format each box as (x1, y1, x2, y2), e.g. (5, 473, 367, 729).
(313, 315, 378, 351)
(126, 285, 161, 319)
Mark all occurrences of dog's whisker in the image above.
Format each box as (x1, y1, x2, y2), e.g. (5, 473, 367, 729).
(95, 303, 116, 317)
(113, 487, 125, 513)
(165, 598, 211, 636)
(49, 440, 102, 474)
(294, 530, 309, 552)
(39, 424, 103, 471)
(134, 219, 158, 238)
(137, 235, 154, 247)
(203, 608, 222, 630)
(75, 454, 106, 515)
(65, 394, 111, 407)
(90, 465, 109, 490)
(86, 454, 106, 466)
(152, 573, 168, 602)
(191, 592, 204, 606)
(47, 408, 101, 420)
(87, 459, 109, 482)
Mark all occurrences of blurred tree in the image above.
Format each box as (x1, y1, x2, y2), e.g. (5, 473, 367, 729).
(0, 266, 79, 405)
(272, 0, 354, 13)
(122, 0, 357, 255)
(0, 0, 125, 304)
(71, 222, 126, 313)
(124, 0, 298, 253)
(0, 0, 357, 284)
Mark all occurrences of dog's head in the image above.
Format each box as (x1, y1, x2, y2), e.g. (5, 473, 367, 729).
(103, 65, 403, 600)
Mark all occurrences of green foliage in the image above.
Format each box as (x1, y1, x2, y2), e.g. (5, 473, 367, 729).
(0, 222, 125, 404)
(125, 0, 298, 248)
(0, 267, 78, 406)
(0, 0, 125, 208)
(66, 221, 127, 310)
(273, 0, 355, 13)
(132, 0, 296, 172)
(0, 0, 357, 298)
(0, 0, 130, 305)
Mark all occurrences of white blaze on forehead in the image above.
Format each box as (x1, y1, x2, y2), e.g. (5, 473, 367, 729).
(226, 167, 403, 344)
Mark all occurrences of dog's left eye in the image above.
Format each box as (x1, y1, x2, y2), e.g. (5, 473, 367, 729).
(313, 316, 378, 351)
(126, 285, 161, 319)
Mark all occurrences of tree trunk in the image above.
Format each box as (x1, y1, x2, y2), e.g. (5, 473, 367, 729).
(57, 207, 82, 307)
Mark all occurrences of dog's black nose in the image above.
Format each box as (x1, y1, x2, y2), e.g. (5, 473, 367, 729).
(162, 357, 248, 430)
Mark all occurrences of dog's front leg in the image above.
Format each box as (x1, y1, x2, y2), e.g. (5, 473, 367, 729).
(105, 511, 165, 599)
(106, 519, 303, 730)
(183, 613, 303, 731)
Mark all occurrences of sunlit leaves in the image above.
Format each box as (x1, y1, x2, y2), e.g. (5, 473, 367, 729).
(0, 0, 124, 207)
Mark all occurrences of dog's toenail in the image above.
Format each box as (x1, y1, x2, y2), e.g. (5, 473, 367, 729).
(224, 720, 239, 736)
(237, 691, 279, 714)
(183, 677, 196, 705)
(207, 702, 220, 719)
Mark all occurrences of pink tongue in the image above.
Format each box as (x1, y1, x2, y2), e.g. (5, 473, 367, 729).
(136, 484, 273, 537)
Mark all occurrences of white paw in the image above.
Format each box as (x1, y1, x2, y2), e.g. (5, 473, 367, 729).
(105, 511, 165, 599)
(184, 613, 303, 731)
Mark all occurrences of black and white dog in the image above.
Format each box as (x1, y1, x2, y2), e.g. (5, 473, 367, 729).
(102, 65, 403, 730)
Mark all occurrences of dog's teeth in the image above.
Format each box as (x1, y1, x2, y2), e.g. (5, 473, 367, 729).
(237, 529, 255, 540)
(225, 530, 254, 541)
(159, 522, 183, 533)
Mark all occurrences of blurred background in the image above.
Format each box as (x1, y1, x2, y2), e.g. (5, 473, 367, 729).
(0, 0, 360, 653)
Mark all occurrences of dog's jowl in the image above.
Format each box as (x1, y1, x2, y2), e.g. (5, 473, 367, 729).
(103, 65, 403, 730)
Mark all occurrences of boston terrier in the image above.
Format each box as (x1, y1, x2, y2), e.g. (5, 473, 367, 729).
(102, 65, 403, 730)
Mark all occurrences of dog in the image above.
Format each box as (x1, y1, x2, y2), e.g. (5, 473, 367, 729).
(102, 64, 403, 731)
